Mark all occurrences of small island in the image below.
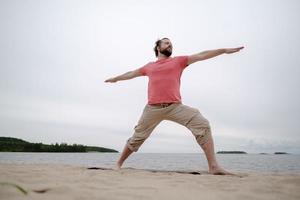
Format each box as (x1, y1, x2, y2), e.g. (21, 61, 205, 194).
(217, 151, 247, 154)
(0, 137, 118, 153)
(274, 152, 289, 154)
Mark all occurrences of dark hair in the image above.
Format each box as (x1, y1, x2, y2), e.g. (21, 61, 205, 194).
(153, 37, 169, 57)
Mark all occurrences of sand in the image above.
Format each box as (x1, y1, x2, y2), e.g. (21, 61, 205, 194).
(0, 164, 299, 200)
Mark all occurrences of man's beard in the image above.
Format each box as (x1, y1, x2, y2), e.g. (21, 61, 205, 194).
(159, 48, 172, 57)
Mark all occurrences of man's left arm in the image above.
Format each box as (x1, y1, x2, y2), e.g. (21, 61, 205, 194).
(187, 47, 244, 65)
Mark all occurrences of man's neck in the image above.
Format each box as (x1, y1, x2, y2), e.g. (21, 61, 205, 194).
(157, 54, 170, 61)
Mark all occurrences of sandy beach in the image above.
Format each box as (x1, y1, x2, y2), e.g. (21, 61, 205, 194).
(0, 164, 299, 200)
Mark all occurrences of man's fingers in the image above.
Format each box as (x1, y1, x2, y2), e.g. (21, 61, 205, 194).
(104, 78, 117, 83)
(230, 47, 244, 53)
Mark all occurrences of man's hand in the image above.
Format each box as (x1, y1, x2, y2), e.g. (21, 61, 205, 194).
(105, 77, 117, 83)
(224, 46, 244, 54)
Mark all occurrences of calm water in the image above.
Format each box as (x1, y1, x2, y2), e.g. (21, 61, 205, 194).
(0, 153, 300, 173)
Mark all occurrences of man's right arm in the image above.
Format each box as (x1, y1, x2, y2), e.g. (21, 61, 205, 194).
(104, 69, 143, 83)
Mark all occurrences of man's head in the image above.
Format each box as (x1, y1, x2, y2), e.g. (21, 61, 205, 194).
(153, 38, 173, 57)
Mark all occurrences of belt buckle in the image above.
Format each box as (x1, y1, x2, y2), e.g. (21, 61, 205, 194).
(149, 103, 172, 108)
(161, 103, 171, 108)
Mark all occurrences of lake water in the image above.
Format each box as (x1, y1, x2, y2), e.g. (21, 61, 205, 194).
(1, 152, 300, 173)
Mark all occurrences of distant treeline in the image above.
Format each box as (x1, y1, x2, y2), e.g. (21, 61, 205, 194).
(217, 151, 247, 154)
(0, 137, 118, 153)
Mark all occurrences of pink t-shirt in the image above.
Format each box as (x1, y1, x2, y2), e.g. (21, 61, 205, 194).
(139, 56, 189, 104)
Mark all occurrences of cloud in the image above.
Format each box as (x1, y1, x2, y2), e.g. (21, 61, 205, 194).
(0, 0, 299, 153)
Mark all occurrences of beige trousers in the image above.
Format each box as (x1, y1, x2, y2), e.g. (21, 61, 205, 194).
(127, 102, 212, 152)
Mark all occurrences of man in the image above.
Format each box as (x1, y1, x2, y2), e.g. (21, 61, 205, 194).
(105, 38, 244, 175)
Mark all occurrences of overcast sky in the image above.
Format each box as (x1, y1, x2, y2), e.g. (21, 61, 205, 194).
(0, 0, 299, 153)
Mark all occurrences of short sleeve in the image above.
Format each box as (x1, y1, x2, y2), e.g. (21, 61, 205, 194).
(176, 56, 189, 69)
(138, 62, 150, 76)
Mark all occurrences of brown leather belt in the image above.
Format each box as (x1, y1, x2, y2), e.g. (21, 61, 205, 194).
(148, 103, 173, 108)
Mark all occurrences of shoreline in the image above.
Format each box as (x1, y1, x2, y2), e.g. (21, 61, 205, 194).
(1, 163, 300, 200)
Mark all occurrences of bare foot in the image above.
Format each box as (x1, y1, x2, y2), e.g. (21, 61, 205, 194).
(209, 166, 235, 175)
(113, 163, 121, 170)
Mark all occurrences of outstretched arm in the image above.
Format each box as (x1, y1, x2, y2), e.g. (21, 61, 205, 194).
(104, 69, 143, 83)
(187, 46, 244, 65)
